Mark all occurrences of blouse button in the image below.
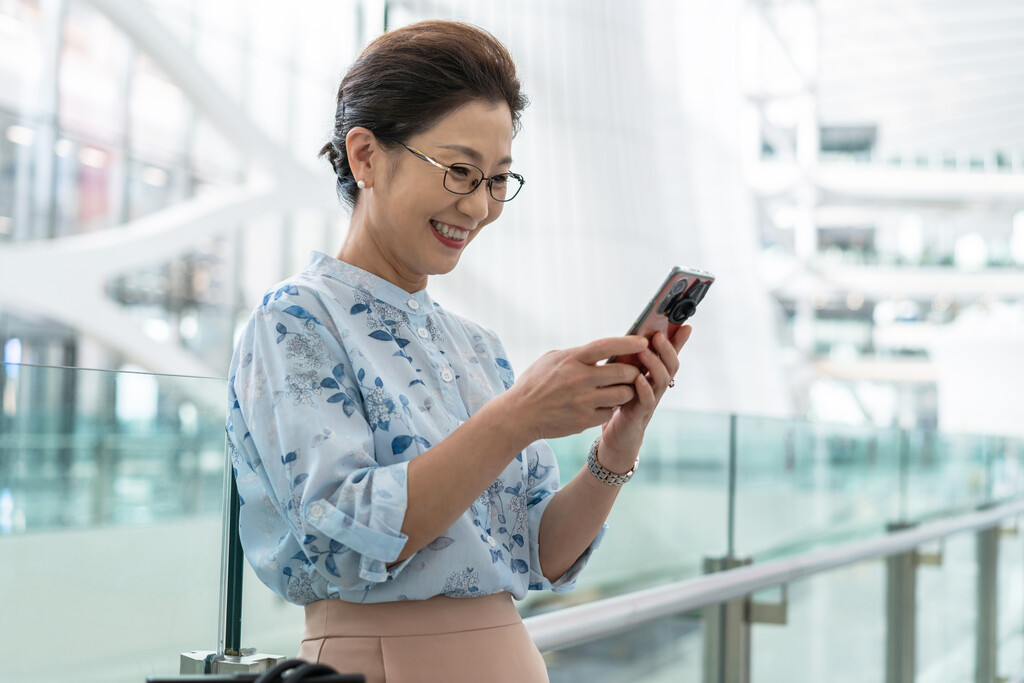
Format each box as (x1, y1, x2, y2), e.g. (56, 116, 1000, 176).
(407, 298, 419, 310)
(417, 327, 430, 339)
(309, 502, 325, 520)
(441, 368, 454, 382)
(486, 535, 497, 548)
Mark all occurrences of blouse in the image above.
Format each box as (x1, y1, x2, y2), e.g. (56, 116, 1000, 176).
(226, 252, 603, 605)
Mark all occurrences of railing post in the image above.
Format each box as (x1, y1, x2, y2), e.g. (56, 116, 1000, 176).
(976, 523, 999, 683)
(703, 413, 749, 683)
(703, 556, 752, 683)
(886, 522, 917, 683)
(180, 447, 284, 674)
(702, 555, 789, 683)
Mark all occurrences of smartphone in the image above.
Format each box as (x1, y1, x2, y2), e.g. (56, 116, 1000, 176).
(608, 266, 715, 369)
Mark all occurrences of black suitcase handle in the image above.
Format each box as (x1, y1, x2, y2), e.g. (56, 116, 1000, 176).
(146, 658, 365, 683)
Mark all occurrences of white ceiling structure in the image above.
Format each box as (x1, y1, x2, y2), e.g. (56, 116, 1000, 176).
(816, 0, 1024, 156)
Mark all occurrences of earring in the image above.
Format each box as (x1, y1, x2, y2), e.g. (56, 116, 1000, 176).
(356, 179, 366, 189)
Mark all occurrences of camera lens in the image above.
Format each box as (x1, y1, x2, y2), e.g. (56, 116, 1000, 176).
(658, 279, 689, 315)
(669, 279, 688, 297)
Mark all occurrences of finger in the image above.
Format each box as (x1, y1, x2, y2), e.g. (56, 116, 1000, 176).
(638, 347, 671, 389)
(670, 325, 693, 353)
(592, 360, 642, 387)
(575, 336, 649, 365)
(593, 384, 637, 408)
(635, 372, 656, 408)
(651, 332, 680, 377)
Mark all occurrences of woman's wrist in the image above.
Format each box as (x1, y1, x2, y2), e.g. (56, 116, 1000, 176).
(482, 390, 538, 452)
(592, 435, 640, 474)
(587, 438, 638, 486)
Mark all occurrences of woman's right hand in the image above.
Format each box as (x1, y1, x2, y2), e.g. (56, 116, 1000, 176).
(500, 336, 649, 443)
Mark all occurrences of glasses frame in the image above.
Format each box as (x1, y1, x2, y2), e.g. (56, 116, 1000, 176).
(399, 143, 525, 202)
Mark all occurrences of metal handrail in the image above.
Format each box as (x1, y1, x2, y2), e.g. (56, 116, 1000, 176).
(524, 498, 1024, 652)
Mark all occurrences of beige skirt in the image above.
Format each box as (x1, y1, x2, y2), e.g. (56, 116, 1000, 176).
(297, 592, 549, 683)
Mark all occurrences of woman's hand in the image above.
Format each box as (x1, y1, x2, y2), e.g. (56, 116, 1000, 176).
(501, 336, 649, 444)
(597, 325, 693, 472)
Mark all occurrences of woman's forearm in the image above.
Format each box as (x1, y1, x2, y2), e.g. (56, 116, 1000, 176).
(393, 393, 533, 563)
(535, 457, 624, 581)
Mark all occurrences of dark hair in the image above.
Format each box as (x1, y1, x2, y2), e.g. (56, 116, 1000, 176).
(319, 20, 528, 208)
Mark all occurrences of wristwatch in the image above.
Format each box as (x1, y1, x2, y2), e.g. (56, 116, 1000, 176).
(586, 438, 638, 486)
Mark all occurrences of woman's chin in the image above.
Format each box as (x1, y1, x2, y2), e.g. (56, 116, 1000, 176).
(428, 253, 464, 276)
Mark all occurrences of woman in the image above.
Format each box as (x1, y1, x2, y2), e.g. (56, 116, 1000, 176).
(226, 20, 691, 682)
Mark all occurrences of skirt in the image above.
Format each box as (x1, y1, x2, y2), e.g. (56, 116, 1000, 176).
(297, 592, 549, 683)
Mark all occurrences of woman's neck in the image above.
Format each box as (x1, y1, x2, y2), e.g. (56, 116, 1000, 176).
(335, 217, 428, 294)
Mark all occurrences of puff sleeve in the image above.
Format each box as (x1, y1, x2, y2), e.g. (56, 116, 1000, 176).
(228, 290, 412, 600)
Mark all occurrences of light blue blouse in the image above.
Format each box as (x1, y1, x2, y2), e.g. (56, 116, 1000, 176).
(226, 252, 602, 605)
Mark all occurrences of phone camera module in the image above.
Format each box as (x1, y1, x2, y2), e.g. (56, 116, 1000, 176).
(660, 277, 711, 324)
(668, 279, 689, 297)
(658, 279, 689, 315)
(669, 299, 697, 324)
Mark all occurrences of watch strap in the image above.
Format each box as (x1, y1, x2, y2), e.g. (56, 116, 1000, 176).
(586, 438, 638, 486)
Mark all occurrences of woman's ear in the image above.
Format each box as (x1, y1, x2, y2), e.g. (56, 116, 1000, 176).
(345, 126, 377, 189)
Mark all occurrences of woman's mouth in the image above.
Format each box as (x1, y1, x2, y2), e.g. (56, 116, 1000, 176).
(430, 220, 470, 248)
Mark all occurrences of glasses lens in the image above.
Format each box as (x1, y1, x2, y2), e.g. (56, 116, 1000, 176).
(444, 164, 484, 195)
(489, 174, 522, 202)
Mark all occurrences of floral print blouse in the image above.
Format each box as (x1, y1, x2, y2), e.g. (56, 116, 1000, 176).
(226, 252, 602, 605)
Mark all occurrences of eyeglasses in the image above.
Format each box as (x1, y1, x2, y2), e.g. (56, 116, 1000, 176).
(399, 143, 525, 202)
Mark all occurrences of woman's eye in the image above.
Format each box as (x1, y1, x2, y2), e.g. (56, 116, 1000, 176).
(490, 174, 509, 186)
(448, 165, 472, 178)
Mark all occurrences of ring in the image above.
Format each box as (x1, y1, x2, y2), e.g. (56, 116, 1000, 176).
(668, 378, 675, 388)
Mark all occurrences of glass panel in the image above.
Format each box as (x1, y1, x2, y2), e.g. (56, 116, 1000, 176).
(997, 531, 1024, 679)
(524, 410, 734, 614)
(0, 363, 228, 683)
(750, 561, 887, 682)
(914, 532, 978, 682)
(544, 611, 704, 682)
(735, 415, 903, 560)
(905, 431, 1004, 523)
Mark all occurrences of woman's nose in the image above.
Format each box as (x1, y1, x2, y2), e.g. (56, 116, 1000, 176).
(457, 184, 491, 221)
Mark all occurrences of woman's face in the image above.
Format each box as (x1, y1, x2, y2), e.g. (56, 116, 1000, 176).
(362, 98, 515, 290)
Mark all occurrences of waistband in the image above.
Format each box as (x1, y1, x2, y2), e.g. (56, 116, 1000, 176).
(302, 592, 522, 640)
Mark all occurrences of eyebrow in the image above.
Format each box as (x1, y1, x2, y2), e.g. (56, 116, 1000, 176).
(437, 144, 513, 167)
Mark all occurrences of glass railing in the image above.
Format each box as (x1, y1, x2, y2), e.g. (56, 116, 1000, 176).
(537, 413, 1024, 682)
(0, 363, 228, 683)
(4, 362, 1024, 682)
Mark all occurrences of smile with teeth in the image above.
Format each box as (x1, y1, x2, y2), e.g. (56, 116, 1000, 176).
(431, 220, 470, 241)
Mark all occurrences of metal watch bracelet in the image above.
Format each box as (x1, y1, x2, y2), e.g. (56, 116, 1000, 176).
(586, 438, 638, 486)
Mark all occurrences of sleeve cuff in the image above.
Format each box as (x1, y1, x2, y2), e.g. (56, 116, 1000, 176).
(304, 462, 411, 582)
(526, 491, 607, 593)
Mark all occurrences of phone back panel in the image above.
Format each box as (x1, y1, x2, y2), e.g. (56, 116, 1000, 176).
(612, 266, 715, 370)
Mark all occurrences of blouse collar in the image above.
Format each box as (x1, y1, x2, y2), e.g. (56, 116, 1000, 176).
(305, 251, 435, 314)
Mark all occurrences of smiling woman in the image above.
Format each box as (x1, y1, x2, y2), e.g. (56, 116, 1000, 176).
(318, 20, 527, 209)
(226, 19, 693, 683)
(338, 98, 516, 291)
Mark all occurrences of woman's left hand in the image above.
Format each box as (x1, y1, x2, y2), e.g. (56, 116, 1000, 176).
(597, 325, 692, 471)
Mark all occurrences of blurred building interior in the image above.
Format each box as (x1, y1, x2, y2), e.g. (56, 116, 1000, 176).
(1, 0, 1022, 436)
(2, 2, 1024, 682)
